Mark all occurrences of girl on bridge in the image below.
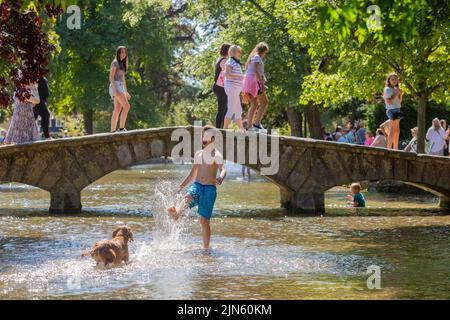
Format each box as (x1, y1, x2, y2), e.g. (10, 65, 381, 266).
(109, 46, 132, 133)
(223, 45, 245, 132)
(383, 73, 404, 150)
(242, 42, 269, 133)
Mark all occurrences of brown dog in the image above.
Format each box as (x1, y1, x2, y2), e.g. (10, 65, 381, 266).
(81, 226, 134, 266)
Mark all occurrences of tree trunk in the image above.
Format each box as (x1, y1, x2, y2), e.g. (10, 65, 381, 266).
(416, 95, 427, 153)
(286, 108, 303, 137)
(83, 109, 94, 135)
(304, 103, 323, 139)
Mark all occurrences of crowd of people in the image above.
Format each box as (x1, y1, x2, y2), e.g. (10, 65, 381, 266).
(1, 47, 449, 158)
(213, 42, 269, 132)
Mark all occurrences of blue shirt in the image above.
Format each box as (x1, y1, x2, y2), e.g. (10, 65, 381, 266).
(353, 193, 366, 207)
(346, 131, 357, 144)
(356, 128, 366, 145)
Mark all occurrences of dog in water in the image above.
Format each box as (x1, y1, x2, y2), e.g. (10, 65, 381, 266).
(81, 226, 134, 267)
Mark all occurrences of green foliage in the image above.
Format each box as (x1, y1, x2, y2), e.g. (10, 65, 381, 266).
(49, 0, 196, 131)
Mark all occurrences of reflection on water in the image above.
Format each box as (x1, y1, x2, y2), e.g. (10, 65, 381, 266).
(0, 163, 449, 299)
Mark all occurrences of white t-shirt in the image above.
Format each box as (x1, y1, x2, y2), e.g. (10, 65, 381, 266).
(426, 127, 446, 152)
(246, 54, 264, 76)
(224, 58, 243, 88)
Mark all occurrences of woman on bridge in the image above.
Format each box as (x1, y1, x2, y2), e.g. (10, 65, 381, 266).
(3, 83, 40, 145)
(109, 46, 131, 133)
(213, 43, 230, 128)
(426, 118, 447, 156)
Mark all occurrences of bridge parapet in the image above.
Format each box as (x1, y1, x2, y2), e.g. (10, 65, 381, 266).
(0, 126, 449, 214)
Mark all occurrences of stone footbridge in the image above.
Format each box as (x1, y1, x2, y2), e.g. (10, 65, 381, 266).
(0, 126, 449, 214)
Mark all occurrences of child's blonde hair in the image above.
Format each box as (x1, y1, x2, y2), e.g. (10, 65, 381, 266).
(350, 183, 361, 192)
(228, 45, 242, 59)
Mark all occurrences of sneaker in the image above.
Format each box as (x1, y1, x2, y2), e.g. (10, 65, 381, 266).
(118, 128, 127, 132)
(253, 123, 267, 133)
(258, 124, 267, 134)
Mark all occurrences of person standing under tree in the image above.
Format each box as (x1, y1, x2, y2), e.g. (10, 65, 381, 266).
(34, 76, 51, 139)
(109, 46, 131, 133)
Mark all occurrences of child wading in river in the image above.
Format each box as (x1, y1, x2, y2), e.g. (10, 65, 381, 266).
(346, 183, 366, 208)
(168, 125, 227, 249)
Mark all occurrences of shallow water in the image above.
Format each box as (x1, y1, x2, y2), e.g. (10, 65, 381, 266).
(0, 163, 449, 299)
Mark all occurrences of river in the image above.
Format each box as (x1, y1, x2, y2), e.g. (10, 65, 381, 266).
(0, 163, 449, 299)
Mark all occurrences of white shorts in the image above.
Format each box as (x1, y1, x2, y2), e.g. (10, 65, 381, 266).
(109, 81, 125, 99)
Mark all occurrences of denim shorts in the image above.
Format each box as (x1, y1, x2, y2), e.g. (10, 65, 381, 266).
(386, 108, 403, 120)
(109, 81, 125, 99)
(187, 182, 217, 220)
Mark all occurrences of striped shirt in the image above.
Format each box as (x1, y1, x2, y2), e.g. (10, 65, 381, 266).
(224, 58, 243, 88)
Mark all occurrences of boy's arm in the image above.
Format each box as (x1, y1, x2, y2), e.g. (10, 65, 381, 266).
(216, 163, 227, 185)
(216, 153, 227, 185)
(179, 164, 198, 190)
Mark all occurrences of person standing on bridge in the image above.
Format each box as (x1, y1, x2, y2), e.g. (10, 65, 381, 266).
(3, 83, 40, 144)
(109, 46, 131, 133)
(242, 42, 269, 133)
(223, 45, 245, 132)
(383, 73, 403, 149)
(213, 43, 230, 128)
(34, 76, 51, 139)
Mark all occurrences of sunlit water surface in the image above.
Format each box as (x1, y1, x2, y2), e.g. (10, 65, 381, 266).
(0, 163, 449, 299)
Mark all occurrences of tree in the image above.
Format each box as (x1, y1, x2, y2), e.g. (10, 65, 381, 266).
(0, 0, 68, 106)
(282, 0, 450, 152)
(50, 0, 195, 133)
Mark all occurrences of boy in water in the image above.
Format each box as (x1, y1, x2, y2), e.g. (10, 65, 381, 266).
(168, 125, 227, 249)
(346, 183, 366, 207)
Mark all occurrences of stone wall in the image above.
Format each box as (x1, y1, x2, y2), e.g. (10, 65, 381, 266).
(0, 126, 449, 214)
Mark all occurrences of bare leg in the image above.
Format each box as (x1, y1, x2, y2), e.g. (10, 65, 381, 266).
(110, 98, 122, 132)
(247, 95, 258, 129)
(386, 121, 394, 149)
(254, 92, 268, 125)
(199, 217, 211, 249)
(168, 195, 193, 221)
(223, 117, 232, 129)
(235, 117, 245, 132)
(115, 93, 131, 129)
(391, 119, 400, 150)
(380, 119, 391, 135)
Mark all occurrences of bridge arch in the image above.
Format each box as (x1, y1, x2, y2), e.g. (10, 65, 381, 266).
(0, 126, 448, 214)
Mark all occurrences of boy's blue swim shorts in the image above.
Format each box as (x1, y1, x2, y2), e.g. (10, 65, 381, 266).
(187, 182, 217, 220)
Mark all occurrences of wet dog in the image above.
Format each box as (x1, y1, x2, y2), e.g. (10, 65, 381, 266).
(81, 226, 134, 267)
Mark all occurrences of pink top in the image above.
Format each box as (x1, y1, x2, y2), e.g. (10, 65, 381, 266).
(364, 137, 375, 146)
